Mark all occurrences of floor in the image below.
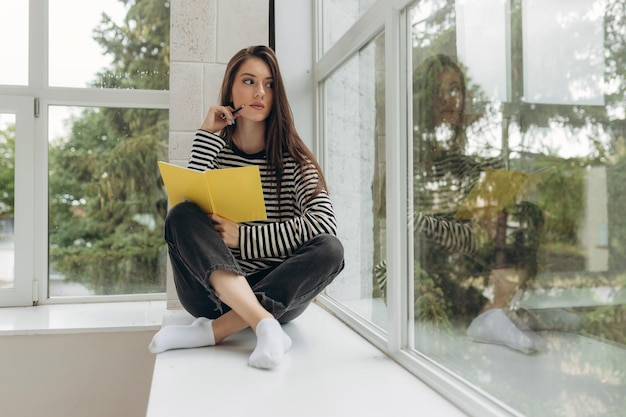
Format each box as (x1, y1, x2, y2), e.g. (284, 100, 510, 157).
(146, 302, 469, 417)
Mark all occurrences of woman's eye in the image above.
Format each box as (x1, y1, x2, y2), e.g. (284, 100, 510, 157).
(265, 82, 274, 88)
(243, 79, 254, 85)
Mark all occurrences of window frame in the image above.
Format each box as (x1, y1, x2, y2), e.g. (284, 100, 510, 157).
(0, 0, 169, 306)
(0, 96, 35, 307)
(314, 0, 393, 354)
(312, 1, 531, 416)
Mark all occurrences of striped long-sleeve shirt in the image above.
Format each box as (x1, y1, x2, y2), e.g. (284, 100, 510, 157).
(188, 129, 338, 274)
(415, 152, 503, 256)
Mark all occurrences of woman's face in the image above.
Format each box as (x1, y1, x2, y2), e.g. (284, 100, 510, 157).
(433, 67, 464, 127)
(231, 57, 274, 123)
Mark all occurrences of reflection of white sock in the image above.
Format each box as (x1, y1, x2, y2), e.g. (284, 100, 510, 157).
(149, 317, 215, 354)
(467, 309, 545, 353)
(249, 318, 292, 369)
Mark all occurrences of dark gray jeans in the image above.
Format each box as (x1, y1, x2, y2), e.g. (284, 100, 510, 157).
(165, 201, 345, 323)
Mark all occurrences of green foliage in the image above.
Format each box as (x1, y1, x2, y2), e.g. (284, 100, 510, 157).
(607, 148, 626, 271)
(530, 157, 586, 245)
(374, 260, 456, 328)
(92, 0, 170, 90)
(414, 264, 451, 327)
(0, 125, 15, 216)
(49, 106, 169, 293)
(52, 226, 166, 294)
(48, 0, 170, 294)
(569, 271, 626, 346)
(582, 304, 626, 347)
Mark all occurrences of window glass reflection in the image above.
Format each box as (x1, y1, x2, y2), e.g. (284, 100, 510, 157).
(409, 1, 625, 415)
(320, 0, 377, 54)
(323, 33, 387, 329)
(523, 0, 606, 106)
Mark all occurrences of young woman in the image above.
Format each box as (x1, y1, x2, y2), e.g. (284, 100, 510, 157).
(149, 45, 345, 369)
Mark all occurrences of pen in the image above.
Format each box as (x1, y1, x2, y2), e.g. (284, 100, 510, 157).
(220, 104, 244, 120)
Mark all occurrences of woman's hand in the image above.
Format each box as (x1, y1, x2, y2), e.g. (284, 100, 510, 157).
(210, 213, 239, 248)
(200, 105, 241, 133)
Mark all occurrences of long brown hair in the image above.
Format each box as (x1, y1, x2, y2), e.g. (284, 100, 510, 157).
(219, 45, 327, 199)
(413, 54, 468, 169)
(414, 54, 467, 136)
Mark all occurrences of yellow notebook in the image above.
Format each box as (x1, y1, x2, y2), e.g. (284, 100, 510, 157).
(158, 161, 267, 222)
(455, 167, 549, 219)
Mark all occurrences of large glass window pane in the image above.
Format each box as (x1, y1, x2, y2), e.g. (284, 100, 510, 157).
(0, 2, 28, 85)
(0, 114, 16, 289)
(48, 105, 168, 296)
(323, 33, 387, 330)
(48, 0, 170, 89)
(320, 0, 377, 54)
(409, 0, 625, 415)
(523, 0, 605, 106)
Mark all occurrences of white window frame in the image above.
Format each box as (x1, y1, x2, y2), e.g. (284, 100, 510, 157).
(309, 1, 525, 416)
(0, 0, 169, 307)
(0, 96, 35, 307)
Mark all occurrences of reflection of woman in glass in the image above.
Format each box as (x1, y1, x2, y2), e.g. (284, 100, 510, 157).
(415, 53, 467, 152)
(413, 54, 549, 353)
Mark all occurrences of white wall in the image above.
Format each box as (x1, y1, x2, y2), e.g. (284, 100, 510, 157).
(274, 0, 314, 150)
(0, 331, 155, 417)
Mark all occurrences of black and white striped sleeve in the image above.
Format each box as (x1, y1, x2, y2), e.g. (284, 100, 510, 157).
(415, 212, 478, 255)
(237, 164, 338, 260)
(187, 129, 226, 171)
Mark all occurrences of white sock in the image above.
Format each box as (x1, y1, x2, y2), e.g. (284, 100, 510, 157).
(248, 318, 292, 369)
(149, 317, 216, 354)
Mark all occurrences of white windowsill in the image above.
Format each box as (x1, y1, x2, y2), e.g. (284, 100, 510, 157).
(0, 299, 468, 416)
(0, 300, 166, 335)
(146, 302, 468, 417)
